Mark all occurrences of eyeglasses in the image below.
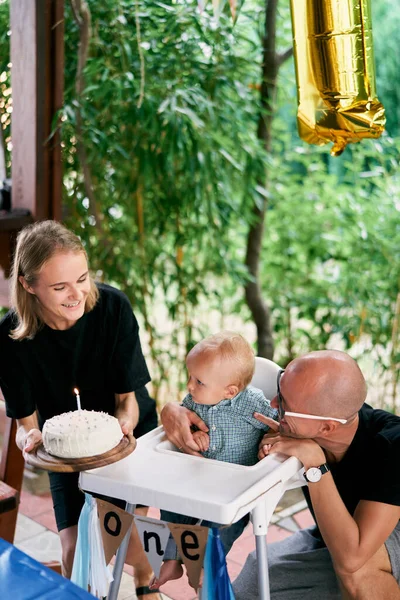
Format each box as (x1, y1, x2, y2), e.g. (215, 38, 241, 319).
(276, 369, 348, 424)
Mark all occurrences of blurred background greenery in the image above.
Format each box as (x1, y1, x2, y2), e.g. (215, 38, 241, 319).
(0, 0, 399, 408)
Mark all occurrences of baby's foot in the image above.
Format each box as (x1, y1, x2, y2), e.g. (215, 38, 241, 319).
(149, 560, 184, 589)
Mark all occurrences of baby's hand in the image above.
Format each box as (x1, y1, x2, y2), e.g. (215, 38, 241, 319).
(192, 430, 210, 452)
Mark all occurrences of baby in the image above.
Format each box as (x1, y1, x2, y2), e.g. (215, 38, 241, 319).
(150, 330, 277, 589)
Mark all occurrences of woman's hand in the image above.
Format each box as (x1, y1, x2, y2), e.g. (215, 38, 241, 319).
(16, 415, 42, 454)
(118, 418, 134, 436)
(115, 392, 139, 435)
(161, 403, 209, 456)
(22, 428, 43, 454)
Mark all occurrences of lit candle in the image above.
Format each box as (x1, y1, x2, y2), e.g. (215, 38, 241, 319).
(74, 388, 81, 411)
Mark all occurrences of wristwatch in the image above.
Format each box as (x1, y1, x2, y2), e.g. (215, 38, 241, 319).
(304, 463, 330, 483)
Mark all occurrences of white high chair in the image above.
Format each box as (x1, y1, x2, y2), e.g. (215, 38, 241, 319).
(252, 356, 282, 399)
(80, 357, 304, 600)
(249, 357, 302, 599)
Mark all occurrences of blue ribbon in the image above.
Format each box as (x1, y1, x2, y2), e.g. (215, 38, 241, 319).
(202, 527, 235, 600)
(71, 492, 92, 590)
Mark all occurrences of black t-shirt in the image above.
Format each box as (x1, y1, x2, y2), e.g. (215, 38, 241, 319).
(303, 403, 400, 530)
(0, 283, 152, 429)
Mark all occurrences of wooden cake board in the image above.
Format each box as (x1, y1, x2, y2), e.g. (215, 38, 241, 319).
(24, 435, 136, 473)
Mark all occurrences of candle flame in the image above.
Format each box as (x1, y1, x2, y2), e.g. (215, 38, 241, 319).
(74, 387, 81, 411)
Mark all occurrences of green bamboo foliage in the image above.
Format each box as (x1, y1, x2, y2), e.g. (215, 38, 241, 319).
(0, 0, 399, 406)
(61, 0, 266, 401)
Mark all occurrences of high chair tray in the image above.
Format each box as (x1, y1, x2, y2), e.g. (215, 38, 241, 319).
(80, 427, 302, 523)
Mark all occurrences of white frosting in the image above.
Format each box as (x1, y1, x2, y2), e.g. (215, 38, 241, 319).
(42, 410, 123, 459)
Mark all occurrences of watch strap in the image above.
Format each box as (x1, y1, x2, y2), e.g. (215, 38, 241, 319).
(319, 463, 330, 476)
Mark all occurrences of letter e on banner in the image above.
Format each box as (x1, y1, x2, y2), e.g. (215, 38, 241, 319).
(169, 523, 209, 590)
(181, 530, 200, 560)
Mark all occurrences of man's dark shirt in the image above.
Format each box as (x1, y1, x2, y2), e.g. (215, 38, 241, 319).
(303, 403, 400, 532)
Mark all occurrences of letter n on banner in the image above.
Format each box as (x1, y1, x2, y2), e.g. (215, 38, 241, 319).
(96, 499, 134, 565)
(134, 516, 172, 578)
(169, 523, 209, 590)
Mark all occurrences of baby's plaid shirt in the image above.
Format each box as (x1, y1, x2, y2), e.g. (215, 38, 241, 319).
(182, 385, 278, 466)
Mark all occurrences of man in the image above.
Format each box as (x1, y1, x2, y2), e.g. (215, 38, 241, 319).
(161, 350, 400, 599)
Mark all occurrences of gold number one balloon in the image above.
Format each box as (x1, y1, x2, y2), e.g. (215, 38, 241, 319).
(290, 0, 386, 156)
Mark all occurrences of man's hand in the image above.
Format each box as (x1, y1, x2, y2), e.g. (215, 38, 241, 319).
(258, 432, 326, 469)
(254, 411, 326, 467)
(161, 403, 209, 457)
(192, 430, 209, 453)
(22, 428, 43, 454)
(254, 411, 279, 432)
(254, 411, 280, 459)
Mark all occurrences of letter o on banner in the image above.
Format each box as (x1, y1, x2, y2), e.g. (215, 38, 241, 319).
(96, 498, 134, 565)
(104, 511, 122, 537)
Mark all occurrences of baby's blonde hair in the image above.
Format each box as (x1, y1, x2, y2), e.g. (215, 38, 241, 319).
(188, 331, 255, 389)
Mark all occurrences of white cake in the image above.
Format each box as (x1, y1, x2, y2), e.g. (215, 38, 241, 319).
(42, 410, 124, 459)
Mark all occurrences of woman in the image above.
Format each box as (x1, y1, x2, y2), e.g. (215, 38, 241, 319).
(0, 220, 160, 599)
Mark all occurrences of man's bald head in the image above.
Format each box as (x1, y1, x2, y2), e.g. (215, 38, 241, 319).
(284, 350, 367, 420)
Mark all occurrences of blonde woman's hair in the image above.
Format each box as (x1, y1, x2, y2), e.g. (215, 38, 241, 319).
(188, 331, 255, 389)
(10, 220, 99, 341)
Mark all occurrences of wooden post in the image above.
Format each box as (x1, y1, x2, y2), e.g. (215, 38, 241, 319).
(0, 418, 24, 543)
(0, 1, 65, 539)
(0, 0, 64, 298)
(10, 0, 64, 220)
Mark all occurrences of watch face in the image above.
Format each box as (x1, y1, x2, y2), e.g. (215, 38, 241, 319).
(306, 467, 322, 483)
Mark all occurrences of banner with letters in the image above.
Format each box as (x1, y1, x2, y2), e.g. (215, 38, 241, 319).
(134, 515, 172, 578)
(91, 498, 234, 596)
(168, 522, 209, 590)
(96, 499, 134, 565)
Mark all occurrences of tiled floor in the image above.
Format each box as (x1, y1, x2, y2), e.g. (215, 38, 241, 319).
(12, 476, 314, 600)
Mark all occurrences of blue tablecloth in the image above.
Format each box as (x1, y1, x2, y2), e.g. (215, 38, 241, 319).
(0, 538, 96, 599)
